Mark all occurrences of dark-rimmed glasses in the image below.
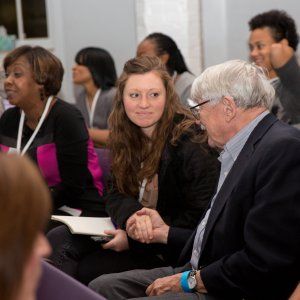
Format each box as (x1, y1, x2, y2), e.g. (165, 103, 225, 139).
(189, 100, 210, 119)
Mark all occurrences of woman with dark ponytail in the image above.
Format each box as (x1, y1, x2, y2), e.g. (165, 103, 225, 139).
(137, 32, 195, 106)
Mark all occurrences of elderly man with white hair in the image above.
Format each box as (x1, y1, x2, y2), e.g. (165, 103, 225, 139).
(89, 60, 300, 300)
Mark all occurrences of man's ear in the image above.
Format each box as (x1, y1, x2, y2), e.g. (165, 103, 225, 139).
(159, 53, 170, 64)
(222, 96, 236, 122)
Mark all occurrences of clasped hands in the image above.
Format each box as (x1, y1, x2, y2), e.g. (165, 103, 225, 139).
(101, 208, 169, 251)
(126, 207, 170, 244)
(102, 208, 207, 296)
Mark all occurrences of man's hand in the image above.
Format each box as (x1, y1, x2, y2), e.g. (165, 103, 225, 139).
(146, 273, 182, 296)
(126, 213, 153, 243)
(101, 229, 129, 252)
(270, 39, 294, 68)
(127, 208, 170, 244)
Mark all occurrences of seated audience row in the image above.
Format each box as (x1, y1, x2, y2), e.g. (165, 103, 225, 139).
(89, 59, 300, 300)
(72, 9, 300, 136)
(0, 8, 299, 300)
(47, 55, 219, 284)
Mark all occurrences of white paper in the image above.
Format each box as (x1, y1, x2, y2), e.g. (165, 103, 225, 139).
(51, 215, 115, 236)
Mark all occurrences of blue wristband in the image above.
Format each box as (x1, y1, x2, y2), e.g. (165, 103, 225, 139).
(180, 271, 192, 293)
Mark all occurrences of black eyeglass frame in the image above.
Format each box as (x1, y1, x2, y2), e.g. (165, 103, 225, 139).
(189, 100, 210, 119)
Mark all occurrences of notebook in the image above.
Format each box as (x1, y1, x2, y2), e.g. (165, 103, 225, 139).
(51, 215, 115, 238)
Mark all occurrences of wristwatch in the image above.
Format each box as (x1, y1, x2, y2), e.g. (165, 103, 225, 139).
(187, 270, 197, 290)
(181, 270, 197, 292)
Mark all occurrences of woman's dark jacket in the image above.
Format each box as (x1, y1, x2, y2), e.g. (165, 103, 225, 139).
(105, 130, 220, 264)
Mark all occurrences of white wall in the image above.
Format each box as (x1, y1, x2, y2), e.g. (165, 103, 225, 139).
(136, 0, 203, 75)
(202, 0, 300, 68)
(48, 0, 137, 102)
(201, 0, 228, 68)
(5, 0, 300, 99)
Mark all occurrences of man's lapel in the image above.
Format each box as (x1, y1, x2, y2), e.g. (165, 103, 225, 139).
(200, 113, 277, 253)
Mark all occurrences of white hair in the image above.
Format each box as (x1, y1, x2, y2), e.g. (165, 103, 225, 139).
(191, 59, 275, 109)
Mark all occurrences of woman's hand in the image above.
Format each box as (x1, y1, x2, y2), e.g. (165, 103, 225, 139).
(126, 212, 153, 243)
(101, 229, 129, 252)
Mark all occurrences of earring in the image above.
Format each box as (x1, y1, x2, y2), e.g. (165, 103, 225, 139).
(40, 89, 45, 101)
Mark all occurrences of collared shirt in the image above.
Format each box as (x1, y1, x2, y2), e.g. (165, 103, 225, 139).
(190, 110, 269, 270)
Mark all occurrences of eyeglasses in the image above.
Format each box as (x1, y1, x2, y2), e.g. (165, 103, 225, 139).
(189, 100, 210, 119)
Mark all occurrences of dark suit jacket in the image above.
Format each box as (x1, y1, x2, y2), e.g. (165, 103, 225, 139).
(177, 114, 300, 300)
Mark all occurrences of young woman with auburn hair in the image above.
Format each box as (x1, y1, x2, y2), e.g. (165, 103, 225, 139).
(47, 56, 219, 284)
(109, 55, 198, 197)
(0, 154, 51, 300)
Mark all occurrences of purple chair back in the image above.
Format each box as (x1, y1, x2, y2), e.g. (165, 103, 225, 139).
(36, 261, 106, 300)
(95, 148, 111, 183)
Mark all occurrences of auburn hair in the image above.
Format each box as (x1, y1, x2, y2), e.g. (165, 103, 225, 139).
(0, 154, 51, 300)
(108, 55, 205, 197)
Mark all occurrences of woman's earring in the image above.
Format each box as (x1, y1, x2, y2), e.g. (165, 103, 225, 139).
(40, 89, 45, 101)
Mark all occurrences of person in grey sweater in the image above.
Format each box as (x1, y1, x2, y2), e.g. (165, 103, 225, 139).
(248, 9, 300, 127)
(73, 47, 117, 146)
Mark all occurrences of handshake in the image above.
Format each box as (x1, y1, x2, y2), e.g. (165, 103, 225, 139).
(101, 208, 170, 252)
(126, 208, 170, 244)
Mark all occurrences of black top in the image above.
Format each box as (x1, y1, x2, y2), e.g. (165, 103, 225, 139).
(0, 99, 105, 215)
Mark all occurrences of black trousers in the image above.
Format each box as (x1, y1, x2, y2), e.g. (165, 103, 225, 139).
(47, 225, 167, 285)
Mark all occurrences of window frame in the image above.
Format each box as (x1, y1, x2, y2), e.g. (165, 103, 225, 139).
(14, 0, 53, 49)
